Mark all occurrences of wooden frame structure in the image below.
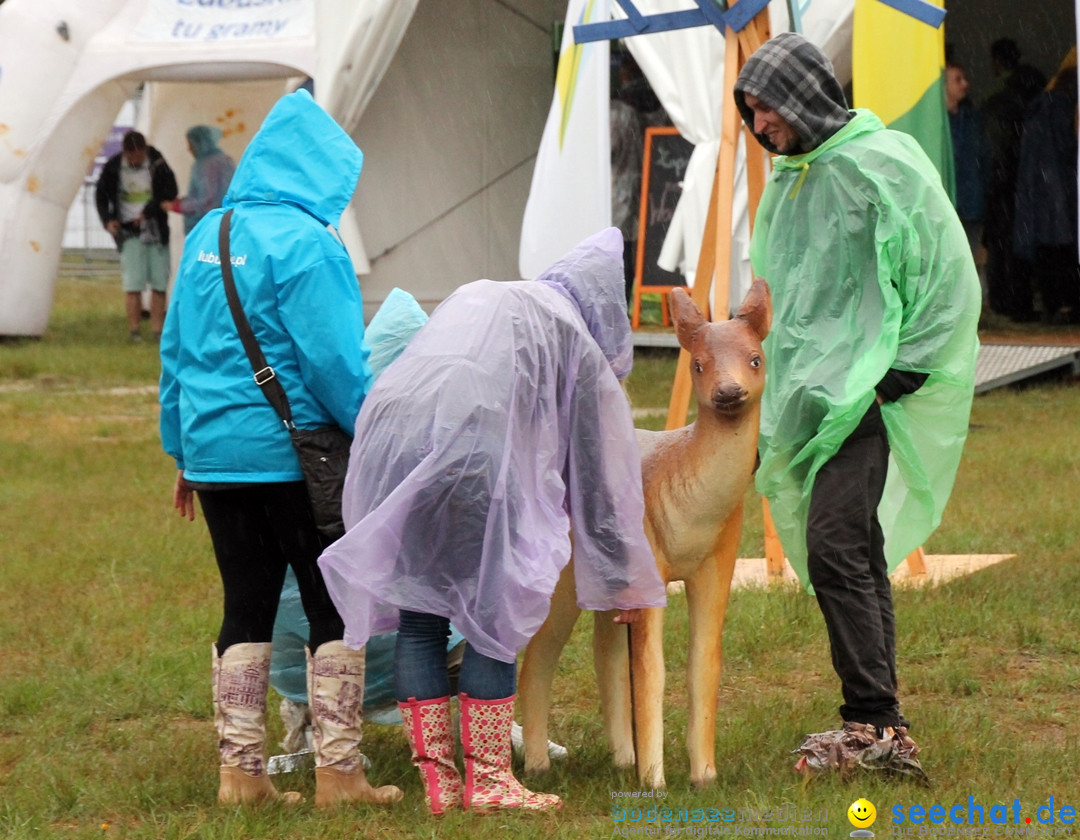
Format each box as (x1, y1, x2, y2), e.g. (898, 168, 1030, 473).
(580, 0, 929, 578)
(654, 2, 926, 578)
(653, 3, 794, 572)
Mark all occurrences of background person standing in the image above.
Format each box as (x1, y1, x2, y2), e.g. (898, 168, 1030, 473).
(95, 130, 177, 342)
(979, 38, 1046, 321)
(1013, 47, 1080, 325)
(945, 55, 991, 314)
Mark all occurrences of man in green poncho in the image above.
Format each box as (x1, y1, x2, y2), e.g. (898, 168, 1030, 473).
(734, 33, 981, 756)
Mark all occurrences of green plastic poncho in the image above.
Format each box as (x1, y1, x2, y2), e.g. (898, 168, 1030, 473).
(749, 110, 981, 589)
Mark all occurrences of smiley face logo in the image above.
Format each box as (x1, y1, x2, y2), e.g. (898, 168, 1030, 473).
(848, 798, 877, 829)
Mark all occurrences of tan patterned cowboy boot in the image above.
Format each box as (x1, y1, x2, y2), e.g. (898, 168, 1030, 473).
(459, 693, 561, 812)
(398, 696, 463, 816)
(307, 641, 403, 808)
(212, 643, 303, 805)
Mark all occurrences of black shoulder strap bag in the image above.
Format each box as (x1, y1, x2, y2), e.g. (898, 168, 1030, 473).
(218, 208, 351, 544)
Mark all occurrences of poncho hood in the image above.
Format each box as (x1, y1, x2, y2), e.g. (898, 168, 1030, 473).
(186, 125, 223, 160)
(224, 89, 362, 229)
(535, 227, 634, 380)
(734, 32, 852, 154)
(772, 109, 881, 166)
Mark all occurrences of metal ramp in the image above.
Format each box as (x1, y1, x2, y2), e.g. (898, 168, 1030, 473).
(632, 332, 1080, 393)
(974, 344, 1080, 393)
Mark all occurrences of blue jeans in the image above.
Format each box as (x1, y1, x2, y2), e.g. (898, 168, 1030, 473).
(394, 611, 515, 702)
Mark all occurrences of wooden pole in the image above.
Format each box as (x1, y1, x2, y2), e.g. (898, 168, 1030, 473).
(652, 4, 788, 574)
(664, 3, 770, 432)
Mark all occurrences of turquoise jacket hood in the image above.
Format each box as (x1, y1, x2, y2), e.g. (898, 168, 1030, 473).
(225, 88, 363, 229)
(159, 90, 372, 484)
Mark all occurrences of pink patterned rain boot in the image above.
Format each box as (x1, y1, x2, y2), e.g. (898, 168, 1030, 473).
(459, 692, 561, 812)
(398, 696, 462, 816)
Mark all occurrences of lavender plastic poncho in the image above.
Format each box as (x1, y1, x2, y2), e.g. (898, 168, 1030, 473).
(318, 228, 667, 663)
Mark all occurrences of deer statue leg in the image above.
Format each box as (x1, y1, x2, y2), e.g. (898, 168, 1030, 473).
(683, 503, 743, 788)
(630, 605, 667, 790)
(519, 560, 581, 776)
(592, 609, 634, 769)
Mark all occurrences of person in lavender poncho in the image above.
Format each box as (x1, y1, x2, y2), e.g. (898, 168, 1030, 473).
(318, 227, 667, 815)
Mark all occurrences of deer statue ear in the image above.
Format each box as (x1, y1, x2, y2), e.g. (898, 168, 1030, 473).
(670, 288, 707, 352)
(736, 277, 772, 341)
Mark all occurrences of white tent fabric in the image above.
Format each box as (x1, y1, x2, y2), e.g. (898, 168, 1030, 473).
(346, 0, 565, 317)
(0, 0, 414, 336)
(142, 1, 418, 280)
(617, 0, 854, 314)
(518, 0, 612, 280)
(312, 0, 419, 272)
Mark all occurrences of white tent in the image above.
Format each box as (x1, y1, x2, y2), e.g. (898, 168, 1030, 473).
(0, 0, 422, 335)
(0, 0, 561, 335)
(1, 0, 1076, 336)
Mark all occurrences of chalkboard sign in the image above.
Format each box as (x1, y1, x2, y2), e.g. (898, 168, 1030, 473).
(632, 126, 694, 328)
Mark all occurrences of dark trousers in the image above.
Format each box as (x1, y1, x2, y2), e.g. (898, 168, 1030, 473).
(1034, 244, 1080, 322)
(806, 403, 903, 730)
(198, 482, 345, 654)
(984, 197, 1035, 320)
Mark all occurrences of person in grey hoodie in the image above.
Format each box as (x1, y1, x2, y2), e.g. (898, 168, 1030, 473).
(734, 33, 981, 770)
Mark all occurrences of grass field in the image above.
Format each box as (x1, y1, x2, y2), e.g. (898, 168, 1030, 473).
(1, 263, 1079, 839)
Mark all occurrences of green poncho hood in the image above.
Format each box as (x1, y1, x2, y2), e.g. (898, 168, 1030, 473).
(750, 110, 981, 588)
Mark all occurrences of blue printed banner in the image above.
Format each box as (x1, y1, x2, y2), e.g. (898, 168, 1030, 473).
(133, 0, 315, 43)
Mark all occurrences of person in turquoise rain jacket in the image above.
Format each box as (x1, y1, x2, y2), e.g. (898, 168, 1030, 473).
(158, 89, 400, 809)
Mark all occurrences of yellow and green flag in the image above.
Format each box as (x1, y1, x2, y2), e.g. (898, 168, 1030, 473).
(853, 0, 955, 198)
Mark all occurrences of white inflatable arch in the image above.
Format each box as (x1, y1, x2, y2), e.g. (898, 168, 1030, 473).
(0, 0, 416, 336)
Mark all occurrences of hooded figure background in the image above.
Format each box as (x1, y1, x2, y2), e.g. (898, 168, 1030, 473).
(165, 124, 237, 235)
(318, 227, 667, 814)
(1013, 47, 1080, 324)
(158, 90, 400, 809)
(734, 33, 980, 740)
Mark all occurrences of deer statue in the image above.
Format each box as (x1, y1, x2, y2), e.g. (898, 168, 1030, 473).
(518, 277, 772, 790)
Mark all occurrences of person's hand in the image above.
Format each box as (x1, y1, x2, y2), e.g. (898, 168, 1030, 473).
(613, 608, 641, 625)
(161, 199, 176, 213)
(105, 220, 120, 236)
(173, 470, 196, 521)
